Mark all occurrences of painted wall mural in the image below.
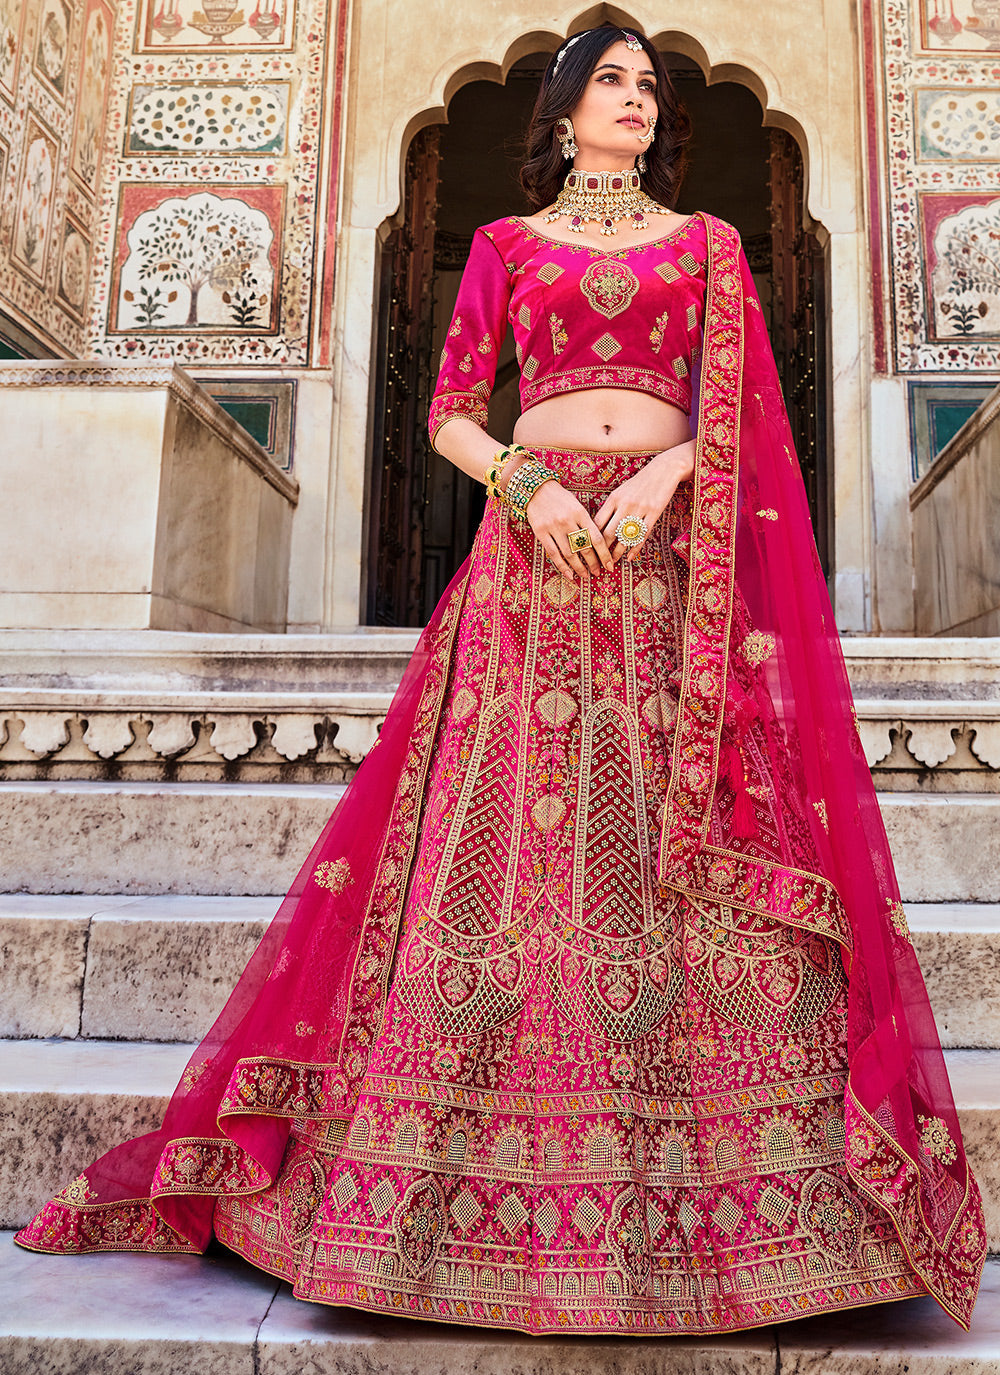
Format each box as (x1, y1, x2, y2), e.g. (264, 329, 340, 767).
(0, 0, 336, 373)
(920, 0, 1000, 50)
(877, 0, 1000, 371)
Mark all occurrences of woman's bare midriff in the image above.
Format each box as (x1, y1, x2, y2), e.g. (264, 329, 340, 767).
(512, 388, 691, 454)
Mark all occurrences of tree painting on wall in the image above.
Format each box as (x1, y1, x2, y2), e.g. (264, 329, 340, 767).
(921, 193, 1000, 341)
(112, 187, 282, 334)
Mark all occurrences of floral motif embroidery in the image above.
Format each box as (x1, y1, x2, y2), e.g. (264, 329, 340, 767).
(56, 1175, 97, 1206)
(449, 316, 462, 337)
(314, 858, 353, 893)
(549, 312, 568, 355)
(812, 799, 829, 831)
(477, 333, 493, 355)
(918, 1114, 959, 1166)
(649, 311, 669, 354)
(458, 352, 473, 374)
(579, 258, 640, 319)
(757, 508, 778, 520)
(888, 900, 910, 940)
(741, 630, 776, 668)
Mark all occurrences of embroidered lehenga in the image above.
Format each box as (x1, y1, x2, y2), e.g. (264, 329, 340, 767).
(16, 212, 985, 1336)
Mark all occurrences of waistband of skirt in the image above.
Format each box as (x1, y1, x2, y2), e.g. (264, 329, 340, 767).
(523, 446, 658, 488)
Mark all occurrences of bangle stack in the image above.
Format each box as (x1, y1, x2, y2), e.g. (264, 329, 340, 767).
(482, 443, 532, 505)
(504, 458, 560, 521)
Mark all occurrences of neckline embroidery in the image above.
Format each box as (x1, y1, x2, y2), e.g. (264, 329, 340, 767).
(508, 210, 703, 259)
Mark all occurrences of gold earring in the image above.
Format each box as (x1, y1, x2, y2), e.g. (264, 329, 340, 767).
(555, 116, 578, 160)
(637, 152, 647, 173)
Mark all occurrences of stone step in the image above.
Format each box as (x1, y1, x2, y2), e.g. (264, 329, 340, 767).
(1, 1040, 997, 1250)
(0, 780, 346, 895)
(0, 1233, 997, 1373)
(3, 897, 998, 1048)
(0, 783, 998, 899)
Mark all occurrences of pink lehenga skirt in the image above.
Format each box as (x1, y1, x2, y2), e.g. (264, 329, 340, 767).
(202, 445, 925, 1332)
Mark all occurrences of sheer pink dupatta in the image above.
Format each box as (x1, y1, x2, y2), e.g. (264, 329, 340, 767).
(16, 560, 472, 1257)
(657, 214, 985, 1328)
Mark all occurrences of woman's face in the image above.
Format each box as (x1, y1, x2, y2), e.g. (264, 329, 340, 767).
(567, 39, 659, 167)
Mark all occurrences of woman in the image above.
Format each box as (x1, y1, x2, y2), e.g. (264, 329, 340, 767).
(17, 24, 985, 1336)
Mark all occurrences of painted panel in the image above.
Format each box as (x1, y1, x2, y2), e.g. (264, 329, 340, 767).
(919, 0, 1000, 51)
(110, 183, 284, 333)
(914, 86, 1000, 159)
(71, 0, 114, 193)
(920, 192, 1000, 341)
(135, 0, 294, 53)
(125, 81, 289, 154)
(32, 0, 73, 103)
(11, 112, 60, 287)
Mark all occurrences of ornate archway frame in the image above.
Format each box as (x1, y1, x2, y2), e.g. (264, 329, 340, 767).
(321, 1, 879, 632)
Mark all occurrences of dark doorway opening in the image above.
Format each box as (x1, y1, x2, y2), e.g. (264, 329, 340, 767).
(366, 51, 829, 626)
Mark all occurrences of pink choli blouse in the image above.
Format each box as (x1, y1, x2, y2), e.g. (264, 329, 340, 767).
(427, 212, 708, 445)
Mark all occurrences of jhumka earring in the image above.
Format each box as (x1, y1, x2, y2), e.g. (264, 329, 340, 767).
(555, 116, 578, 161)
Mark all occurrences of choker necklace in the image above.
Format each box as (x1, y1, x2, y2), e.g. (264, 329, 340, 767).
(543, 168, 670, 236)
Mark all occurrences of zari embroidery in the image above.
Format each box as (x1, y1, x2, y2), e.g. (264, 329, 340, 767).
(314, 858, 353, 893)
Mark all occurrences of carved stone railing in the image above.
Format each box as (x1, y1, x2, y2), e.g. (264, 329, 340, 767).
(1, 631, 997, 789)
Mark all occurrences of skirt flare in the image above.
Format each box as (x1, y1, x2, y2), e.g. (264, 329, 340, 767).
(209, 447, 926, 1333)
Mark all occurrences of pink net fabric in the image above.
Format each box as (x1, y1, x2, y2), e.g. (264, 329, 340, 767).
(16, 214, 985, 1332)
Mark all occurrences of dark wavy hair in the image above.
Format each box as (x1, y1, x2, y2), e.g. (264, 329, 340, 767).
(520, 24, 691, 213)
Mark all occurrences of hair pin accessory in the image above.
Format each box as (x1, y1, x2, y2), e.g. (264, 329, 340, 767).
(621, 31, 643, 52)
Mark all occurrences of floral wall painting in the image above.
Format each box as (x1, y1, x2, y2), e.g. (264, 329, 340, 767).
(915, 88, 1000, 160)
(11, 115, 60, 287)
(112, 186, 283, 333)
(57, 213, 91, 319)
(0, 0, 25, 105)
(71, 0, 114, 193)
(126, 82, 289, 155)
(921, 0, 1000, 50)
(921, 193, 1000, 341)
(138, 0, 294, 53)
(33, 0, 72, 102)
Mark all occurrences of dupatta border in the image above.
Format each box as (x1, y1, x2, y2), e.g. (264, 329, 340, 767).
(658, 211, 742, 883)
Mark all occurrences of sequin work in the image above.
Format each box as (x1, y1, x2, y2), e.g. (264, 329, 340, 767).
(213, 448, 926, 1333)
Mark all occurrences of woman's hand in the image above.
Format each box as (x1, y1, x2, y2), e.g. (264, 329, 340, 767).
(595, 440, 696, 563)
(524, 480, 615, 580)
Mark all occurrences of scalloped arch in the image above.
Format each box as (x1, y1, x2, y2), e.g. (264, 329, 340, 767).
(383, 7, 822, 232)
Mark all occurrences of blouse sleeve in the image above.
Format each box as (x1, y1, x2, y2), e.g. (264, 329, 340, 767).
(427, 226, 513, 449)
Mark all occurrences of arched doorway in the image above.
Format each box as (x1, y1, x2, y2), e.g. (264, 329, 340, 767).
(366, 48, 828, 627)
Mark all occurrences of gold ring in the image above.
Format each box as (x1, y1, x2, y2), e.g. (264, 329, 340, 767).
(615, 515, 648, 548)
(567, 528, 592, 552)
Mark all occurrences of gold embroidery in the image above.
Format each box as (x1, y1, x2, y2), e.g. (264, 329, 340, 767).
(518, 304, 531, 329)
(918, 1115, 958, 1166)
(458, 353, 473, 374)
(579, 259, 640, 319)
(741, 630, 776, 668)
(531, 794, 567, 830)
(522, 355, 541, 380)
(477, 333, 493, 355)
(592, 332, 622, 361)
(888, 900, 910, 940)
(649, 311, 669, 354)
(295, 1021, 317, 1037)
(678, 251, 701, 274)
(672, 356, 689, 378)
(812, 799, 829, 831)
(314, 858, 353, 893)
(654, 261, 681, 284)
(686, 303, 697, 330)
(449, 316, 462, 337)
(757, 508, 778, 521)
(549, 313, 568, 356)
(542, 573, 579, 607)
(56, 1174, 97, 1206)
(537, 261, 564, 285)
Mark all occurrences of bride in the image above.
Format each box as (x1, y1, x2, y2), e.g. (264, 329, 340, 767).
(17, 23, 985, 1337)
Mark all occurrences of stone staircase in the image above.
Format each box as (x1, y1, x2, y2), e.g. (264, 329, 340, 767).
(0, 632, 998, 1368)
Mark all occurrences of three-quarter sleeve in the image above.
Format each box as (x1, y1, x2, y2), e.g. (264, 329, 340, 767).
(428, 226, 513, 448)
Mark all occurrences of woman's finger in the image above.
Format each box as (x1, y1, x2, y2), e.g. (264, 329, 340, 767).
(540, 532, 577, 581)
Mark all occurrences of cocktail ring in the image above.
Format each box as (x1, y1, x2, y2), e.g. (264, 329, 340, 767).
(615, 514, 648, 548)
(567, 528, 592, 552)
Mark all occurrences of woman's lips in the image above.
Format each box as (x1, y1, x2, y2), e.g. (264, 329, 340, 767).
(618, 116, 643, 128)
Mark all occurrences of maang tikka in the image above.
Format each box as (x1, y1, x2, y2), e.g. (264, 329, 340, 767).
(555, 116, 578, 160)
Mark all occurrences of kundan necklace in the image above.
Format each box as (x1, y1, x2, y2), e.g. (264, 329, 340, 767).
(543, 168, 670, 237)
